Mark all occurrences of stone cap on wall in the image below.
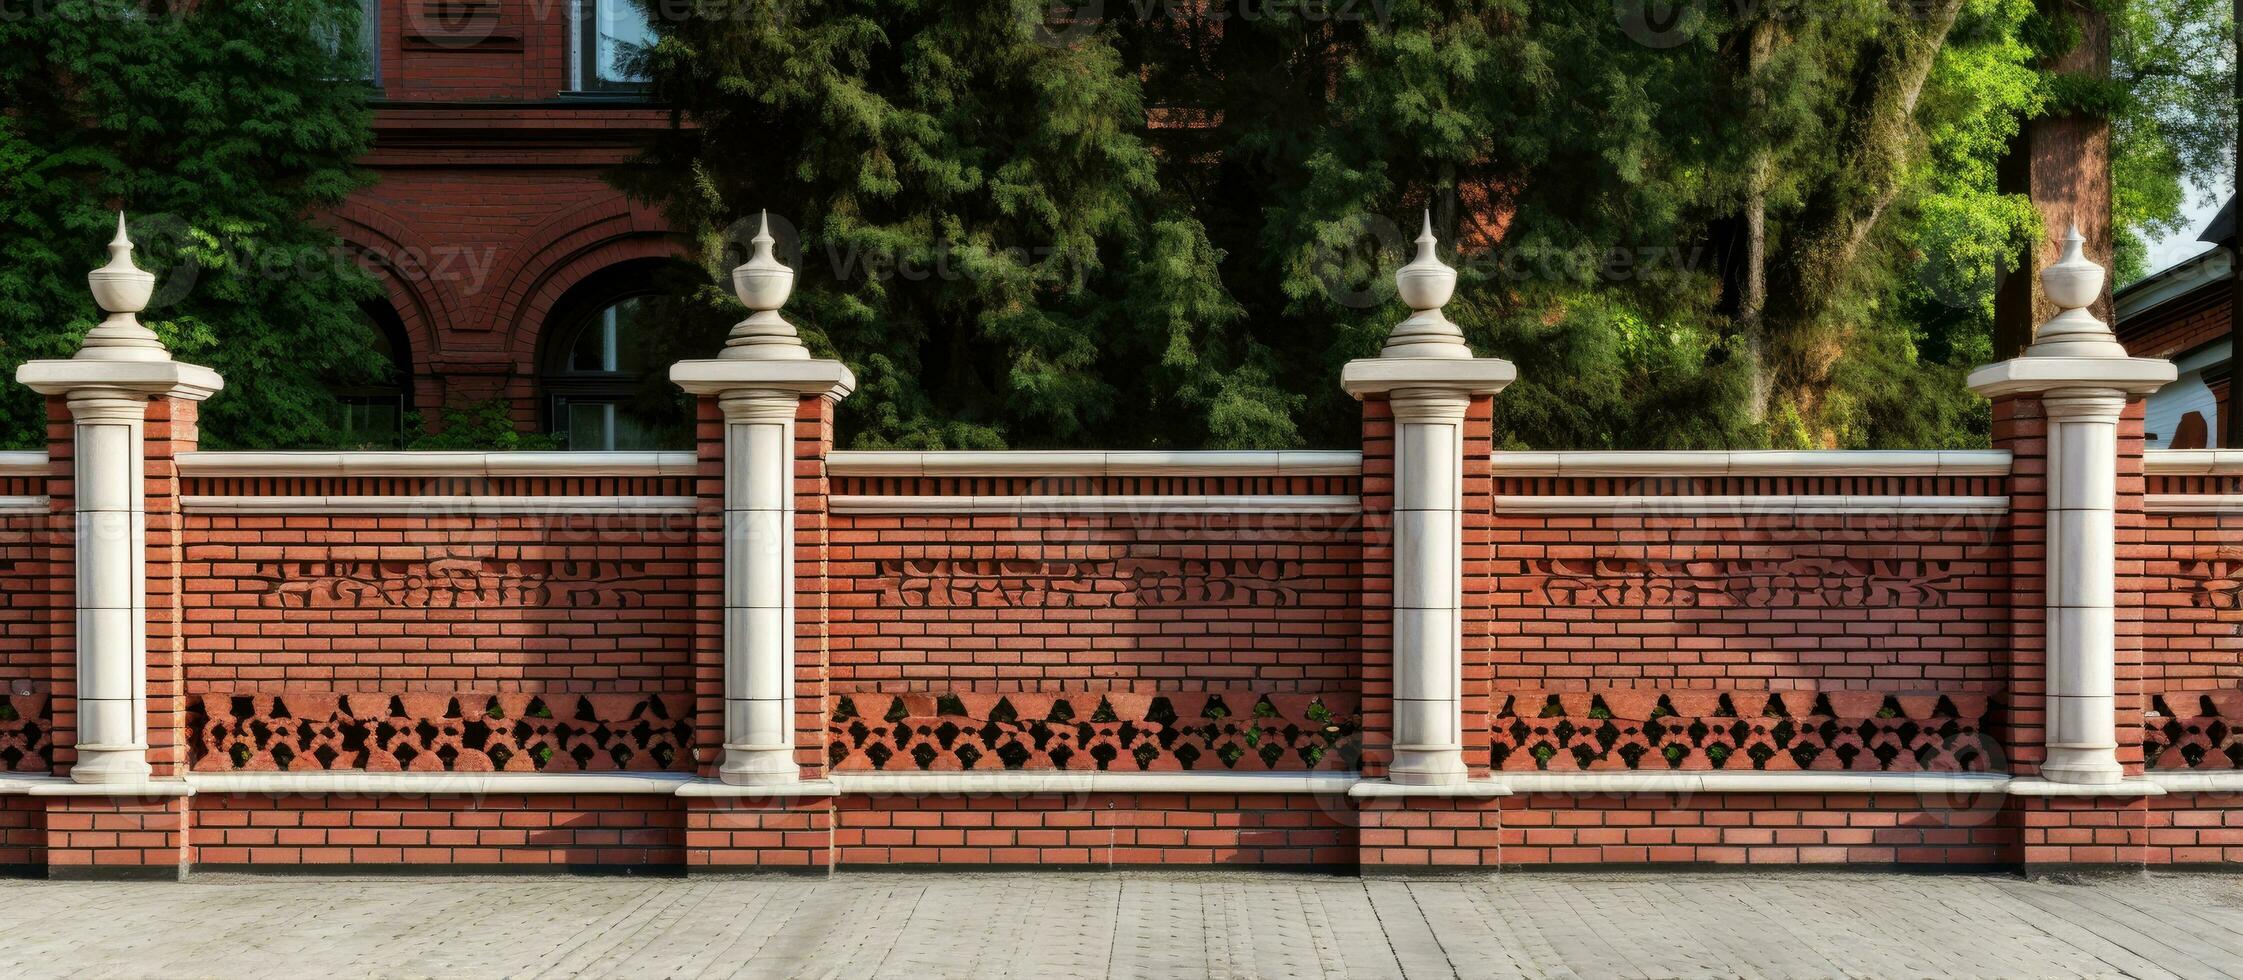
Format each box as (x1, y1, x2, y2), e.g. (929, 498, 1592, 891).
(828, 450, 1361, 477)
(176, 450, 696, 478)
(1493, 449, 2012, 478)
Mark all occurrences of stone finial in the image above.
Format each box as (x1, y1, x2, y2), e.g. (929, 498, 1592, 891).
(2024, 224, 2127, 359)
(1381, 210, 1471, 359)
(78, 212, 169, 362)
(722, 210, 809, 360)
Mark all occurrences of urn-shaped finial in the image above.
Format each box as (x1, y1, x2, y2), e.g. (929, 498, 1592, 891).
(1380, 210, 1472, 359)
(77, 212, 169, 362)
(723, 210, 809, 360)
(2024, 223, 2127, 359)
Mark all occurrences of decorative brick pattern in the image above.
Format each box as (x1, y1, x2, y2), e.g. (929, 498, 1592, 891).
(187, 692, 694, 772)
(826, 691, 1359, 772)
(0, 694, 51, 772)
(1490, 690, 1999, 773)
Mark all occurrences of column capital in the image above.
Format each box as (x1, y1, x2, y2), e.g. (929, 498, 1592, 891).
(671, 357, 855, 401)
(1340, 357, 1515, 401)
(16, 358, 223, 403)
(1966, 356, 2172, 401)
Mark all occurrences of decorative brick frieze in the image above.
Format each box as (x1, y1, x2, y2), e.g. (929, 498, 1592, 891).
(187, 692, 695, 772)
(2145, 692, 2243, 769)
(1490, 690, 1999, 773)
(0, 694, 52, 772)
(826, 691, 1360, 773)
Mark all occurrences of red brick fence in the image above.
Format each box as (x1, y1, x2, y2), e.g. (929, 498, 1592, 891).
(5, 218, 2240, 878)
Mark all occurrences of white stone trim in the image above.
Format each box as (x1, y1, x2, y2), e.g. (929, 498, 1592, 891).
(1492, 450, 2012, 478)
(827, 450, 1362, 477)
(1499, 771, 2014, 795)
(831, 494, 1361, 515)
(0, 452, 46, 478)
(175, 451, 698, 478)
(2141, 771, 2243, 795)
(1348, 778, 1508, 799)
(25, 778, 195, 798)
(2144, 494, 2243, 513)
(1493, 495, 2011, 515)
(0, 774, 68, 794)
(2146, 451, 2243, 476)
(0, 496, 48, 516)
(185, 771, 694, 796)
(675, 779, 839, 799)
(828, 770, 1361, 796)
(179, 495, 699, 514)
(2005, 777, 2166, 798)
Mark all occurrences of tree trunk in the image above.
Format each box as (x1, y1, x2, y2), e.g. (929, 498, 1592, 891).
(1740, 18, 1775, 426)
(2229, 0, 2242, 448)
(1759, 0, 1967, 432)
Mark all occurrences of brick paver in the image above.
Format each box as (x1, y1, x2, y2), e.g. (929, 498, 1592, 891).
(2, 871, 2240, 978)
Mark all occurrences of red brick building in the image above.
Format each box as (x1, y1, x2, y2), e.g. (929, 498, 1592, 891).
(2116, 199, 2233, 448)
(335, 0, 685, 450)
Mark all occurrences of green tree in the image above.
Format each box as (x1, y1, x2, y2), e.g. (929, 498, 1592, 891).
(632, 0, 2223, 451)
(624, 1, 1299, 449)
(0, 0, 384, 449)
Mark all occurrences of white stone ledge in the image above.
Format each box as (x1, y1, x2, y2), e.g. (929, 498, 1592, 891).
(19, 778, 196, 798)
(1348, 779, 1509, 799)
(830, 494, 1361, 515)
(2143, 771, 2243, 795)
(0, 774, 67, 794)
(828, 450, 1361, 478)
(2145, 494, 2243, 513)
(1493, 495, 2011, 516)
(175, 451, 699, 478)
(674, 780, 839, 799)
(0, 495, 49, 516)
(829, 771, 1361, 795)
(186, 771, 695, 796)
(180, 495, 700, 515)
(2005, 777, 2166, 798)
(0, 451, 47, 478)
(1492, 450, 2011, 478)
(1499, 771, 2014, 795)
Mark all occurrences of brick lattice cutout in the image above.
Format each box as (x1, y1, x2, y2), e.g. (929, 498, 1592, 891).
(187, 692, 695, 772)
(0, 694, 50, 772)
(1490, 690, 1998, 772)
(2146, 693, 2243, 769)
(827, 692, 1360, 772)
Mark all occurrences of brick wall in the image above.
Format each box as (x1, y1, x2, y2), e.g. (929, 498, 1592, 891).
(192, 793, 684, 869)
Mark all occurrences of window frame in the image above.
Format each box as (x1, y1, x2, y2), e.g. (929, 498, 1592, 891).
(568, 0, 654, 95)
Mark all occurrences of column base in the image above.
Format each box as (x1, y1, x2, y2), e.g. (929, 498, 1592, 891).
(718, 748, 801, 787)
(1386, 748, 1469, 787)
(2040, 751, 2125, 786)
(67, 747, 152, 784)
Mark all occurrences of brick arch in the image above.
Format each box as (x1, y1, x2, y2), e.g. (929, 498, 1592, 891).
(483, 197, 691, 365)
(326, 201, 457, 375)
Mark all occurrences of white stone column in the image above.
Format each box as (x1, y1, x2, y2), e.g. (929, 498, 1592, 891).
(673, 213, 853, 787)
(718, 390, 804, 783)
(16, 215, 221, 785)
(2040, 387, 2126, 783)
(1969, 227, 2172, 786)
(1343, 214, 1514, 788)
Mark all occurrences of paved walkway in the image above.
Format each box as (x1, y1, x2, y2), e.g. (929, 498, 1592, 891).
(3, 871, 2242, 978)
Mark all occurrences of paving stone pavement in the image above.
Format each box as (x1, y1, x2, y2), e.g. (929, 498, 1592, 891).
(3, 871, 2242, 979)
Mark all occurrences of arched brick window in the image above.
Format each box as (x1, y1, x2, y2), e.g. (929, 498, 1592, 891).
(539, 262, 694, 450)
(337, 301, 412, 448)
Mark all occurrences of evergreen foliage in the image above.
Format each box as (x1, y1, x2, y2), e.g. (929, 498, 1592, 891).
(0, 0, 382, 449)
(629, 0, 2229, 450)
